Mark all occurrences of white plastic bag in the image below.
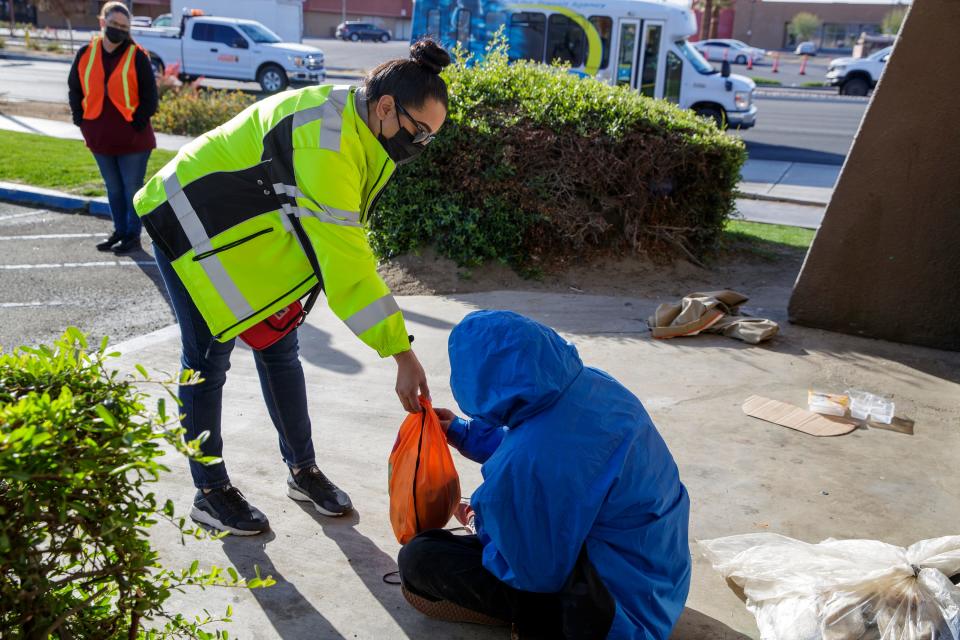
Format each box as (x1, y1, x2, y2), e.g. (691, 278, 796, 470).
(700, 533, 960, 640)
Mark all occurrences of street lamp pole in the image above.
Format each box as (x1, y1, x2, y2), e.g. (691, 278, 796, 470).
(341, 0, 346, 25)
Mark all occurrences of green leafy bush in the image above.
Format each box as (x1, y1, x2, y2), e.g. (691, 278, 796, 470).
(0, 329, 273, 639)
(369, 38, 747, 268)
(153, 79, 256, 137)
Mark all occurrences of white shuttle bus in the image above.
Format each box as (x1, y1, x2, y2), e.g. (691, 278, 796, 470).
(412, 0, 757, 128)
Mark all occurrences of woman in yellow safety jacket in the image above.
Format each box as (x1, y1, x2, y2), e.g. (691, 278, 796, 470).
(134, 40, 451, 535)
(68, 1, 158, 254)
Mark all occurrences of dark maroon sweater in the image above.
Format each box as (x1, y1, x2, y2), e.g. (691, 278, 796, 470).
(68, 40, 158, 155)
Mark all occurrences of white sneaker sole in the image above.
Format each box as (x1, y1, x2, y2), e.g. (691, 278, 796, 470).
(189, 505, 266, 536)
(287, 484, 347, 517)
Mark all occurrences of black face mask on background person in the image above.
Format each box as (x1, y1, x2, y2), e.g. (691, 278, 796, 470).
(104, 26, 128, 45)
(378, 110, 425, 166)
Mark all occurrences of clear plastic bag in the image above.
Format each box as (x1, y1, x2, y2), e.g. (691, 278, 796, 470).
(700, 533, 960, 639)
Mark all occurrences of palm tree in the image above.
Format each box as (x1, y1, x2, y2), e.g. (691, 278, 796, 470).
(693, 0, 734, 42)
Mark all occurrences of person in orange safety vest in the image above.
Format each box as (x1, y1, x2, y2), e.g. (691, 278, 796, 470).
(68, 1, 158, 254)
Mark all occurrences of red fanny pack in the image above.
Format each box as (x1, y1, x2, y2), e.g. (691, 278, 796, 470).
(239, 300, 305, 350)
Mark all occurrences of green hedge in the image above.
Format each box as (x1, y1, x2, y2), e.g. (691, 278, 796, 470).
(369, 40, 747, 268)
(0, 330, 272, 638)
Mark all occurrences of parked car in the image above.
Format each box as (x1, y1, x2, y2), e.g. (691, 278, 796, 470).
(826, 45, 892, 96)
(131, 15, 152, 27)
(335, 22, 391, 42)
(133, 13, 325, 92)
(794, 41, 818, 56)
(693, 39, 765, 64)
(152, 13, 172, 27)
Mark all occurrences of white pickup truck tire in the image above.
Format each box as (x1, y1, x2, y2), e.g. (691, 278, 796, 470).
(257, 64, 289, 93)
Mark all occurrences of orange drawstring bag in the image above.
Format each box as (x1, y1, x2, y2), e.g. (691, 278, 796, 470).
(388, 398, 461, 544)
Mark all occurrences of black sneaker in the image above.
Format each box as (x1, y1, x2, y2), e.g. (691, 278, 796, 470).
(112, 236, 142, 255)
(190, 485, 270, 536)
(287, 465, 353, 516)
(96, 232, 121, 252)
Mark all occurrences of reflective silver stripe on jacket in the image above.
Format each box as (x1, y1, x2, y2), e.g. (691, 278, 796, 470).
(290, 86, 351, 152)
(344, 294, 401, 336)
(273, 183, 360, 227)
(161, 167, 254, 321)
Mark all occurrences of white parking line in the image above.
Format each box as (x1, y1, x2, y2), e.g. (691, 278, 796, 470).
(0, 260, 157, 269)
(0, 301, 66, 308)
(0, 209, 53, 222)
(0, 233, 102, 240)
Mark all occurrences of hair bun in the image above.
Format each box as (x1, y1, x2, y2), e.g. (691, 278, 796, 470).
(410, 39, 451, 75)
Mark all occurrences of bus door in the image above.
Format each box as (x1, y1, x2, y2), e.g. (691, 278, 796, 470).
(614, 18, 639, 87)
(636, 20, 665, 98)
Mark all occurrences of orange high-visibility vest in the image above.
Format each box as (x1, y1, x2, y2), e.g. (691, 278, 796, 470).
(78, 36, 143, 122)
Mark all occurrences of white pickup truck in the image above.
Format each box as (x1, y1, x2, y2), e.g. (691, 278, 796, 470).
(133, 14, 326, 93)
(826, 46, 892, 96)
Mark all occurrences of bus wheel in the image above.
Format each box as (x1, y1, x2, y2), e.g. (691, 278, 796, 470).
(695, 106, 726, 129)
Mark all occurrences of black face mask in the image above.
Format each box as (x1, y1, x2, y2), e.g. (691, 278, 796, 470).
(104, 26, 128, 45)
(378, 110, 425, 166)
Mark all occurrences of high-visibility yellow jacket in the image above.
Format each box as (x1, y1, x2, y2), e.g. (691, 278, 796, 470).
(134, 84, 409, 357)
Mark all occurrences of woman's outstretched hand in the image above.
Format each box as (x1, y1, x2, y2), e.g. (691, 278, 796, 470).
(393, 349, 430, 413)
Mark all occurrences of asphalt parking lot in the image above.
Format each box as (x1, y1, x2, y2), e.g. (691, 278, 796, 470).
(0, 202, 175, 351)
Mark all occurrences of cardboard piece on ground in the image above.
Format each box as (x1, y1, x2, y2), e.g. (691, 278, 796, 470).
(866, 415, 915, 435)
(742, 395, 858, 437)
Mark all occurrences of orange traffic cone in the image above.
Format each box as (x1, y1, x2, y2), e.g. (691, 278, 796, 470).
(772, 52, 780, 73)
(799, 54, 808, 75)
(747, 55, 753, 70)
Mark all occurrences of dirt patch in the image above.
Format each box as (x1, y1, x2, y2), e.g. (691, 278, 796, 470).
(0, 99, 73, 122)
(377, 245, 805, 308)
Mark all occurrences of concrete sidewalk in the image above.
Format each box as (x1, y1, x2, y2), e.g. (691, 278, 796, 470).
(112, 291, 960, 639)
(0, 112, 192, 152)
(739, 158, 840, 206)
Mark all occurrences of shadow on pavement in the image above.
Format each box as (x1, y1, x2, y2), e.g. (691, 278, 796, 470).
(293, 323, 364, 375)
(220, 530, 348, 640)
(743, 141, 846, 166)
(125, 245, 175, 317)
(671, 607, 752, 639)
(294, 505, 477, 638)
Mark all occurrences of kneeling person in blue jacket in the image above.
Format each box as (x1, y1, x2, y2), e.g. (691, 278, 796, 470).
(398, 310, 692, 639)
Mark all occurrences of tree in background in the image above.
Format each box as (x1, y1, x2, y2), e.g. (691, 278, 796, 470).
(32, 0, 85, 50)
(882, 7, 907, 35)
(788, 11, 821, 43)
(694, 0, 734, 42)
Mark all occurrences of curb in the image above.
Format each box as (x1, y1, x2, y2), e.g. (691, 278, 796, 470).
(736, 190, 828, 207)
(0, 182, 111, 217)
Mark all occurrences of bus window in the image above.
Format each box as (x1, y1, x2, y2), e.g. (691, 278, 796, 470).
(546, 14, 586, 67)
(616, 21, 638, 86)
(664, 50, 682, 103)
(485, 11, 507, 36)
(508, 12, 546, 62)
(427, 9, 441, 38)
(457, 10, 471, 44)
(588, 16, 612, 69)
(639, 23, 662, 97)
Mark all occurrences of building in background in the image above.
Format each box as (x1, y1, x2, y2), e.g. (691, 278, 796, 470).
(730, 0, 910, 52)
(303, 0, 412, 38)
(30, 0, 412, 40)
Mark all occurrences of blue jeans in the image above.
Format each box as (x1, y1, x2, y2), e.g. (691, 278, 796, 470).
(93, 151, 150, 241)
(154, 248, 317, 489)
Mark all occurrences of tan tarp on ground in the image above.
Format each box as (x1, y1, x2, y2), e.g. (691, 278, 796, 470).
(648, 290, 779, 345)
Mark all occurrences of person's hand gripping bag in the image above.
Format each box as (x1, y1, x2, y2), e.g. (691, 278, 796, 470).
(388, 398, 461, 544)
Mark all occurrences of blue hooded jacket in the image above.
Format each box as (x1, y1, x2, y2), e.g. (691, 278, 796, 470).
(446, 310, 691, 639)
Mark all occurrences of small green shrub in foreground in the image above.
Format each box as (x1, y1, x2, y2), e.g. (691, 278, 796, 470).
(0, 329, 273, 638)
(370, 38, 747, 268)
